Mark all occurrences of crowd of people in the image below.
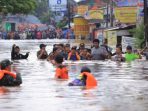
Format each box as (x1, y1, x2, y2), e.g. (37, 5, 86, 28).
(0, 38, 148, 88)
(35, 39, 147, 62)
(0, 28, 75, 40)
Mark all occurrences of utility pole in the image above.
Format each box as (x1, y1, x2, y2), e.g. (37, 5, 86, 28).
(144, 0, 148, 46)
(106, 2, 109, 28)
(110, 0, 114, 27)
(67, 0, 71, 29)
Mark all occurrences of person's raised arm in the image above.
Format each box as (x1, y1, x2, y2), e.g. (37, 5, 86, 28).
(11, 44, 16, 60)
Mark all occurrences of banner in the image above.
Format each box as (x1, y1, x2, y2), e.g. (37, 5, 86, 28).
(114, 7, 137, 23)
(113, 0, 138, 7)
(107, 31, 117, 48)
(49, 0, 67, 11)
(74, 17, 89, 38)
(122, 36, 136, 52)
(94, 29, 104, 45)
(87, 10, 104, 20)
(5, 23, 11, 31)
(137, 0, 144, 16)
(77, 5, 88, 16)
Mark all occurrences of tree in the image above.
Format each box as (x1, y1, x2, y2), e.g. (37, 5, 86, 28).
(129, 23, 145, 48)
(56, 20, 67, 28)
(0, 0, 36, 14)
(34, 0, 54, 24)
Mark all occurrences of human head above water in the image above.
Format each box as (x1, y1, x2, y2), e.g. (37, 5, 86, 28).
(81, 66, 91, 73)
(93, 39, 100, 44)
(54, 54, 64, 64)
(79, 43, 85, 48)
(93, 39, 100, 48)
(116, 46, 122, 54)
(126, 45, 132, 53)
(40, 44, 46, 49)
(71, 46, 77, 54)
(0, 59, 13, 70)
(15, 46, 20, 53)
(65, 44, 70, 48)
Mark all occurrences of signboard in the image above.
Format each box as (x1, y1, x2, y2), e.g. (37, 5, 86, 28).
(137, 0, 144, 16)
(77, 5, 88, 16)
(107, 31, 117, 48)
(74, 17, 89, 38)
(114, 7, 137, 23)
(122, 36, 136, 52)
(113, 0, 138, 7)
(94, 29, 104, 45)
(5, 23, 11, 31)
(88, 10, 103, 20)
(49, 0, 67, 11)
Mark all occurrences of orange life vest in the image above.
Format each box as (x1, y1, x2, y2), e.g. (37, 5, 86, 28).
(55, 66, 69, 79)
(67, 52, 80, 60)
(0, 70, 16, 80)
(81, 72, 97, 88)
(0, 87, 8, 95)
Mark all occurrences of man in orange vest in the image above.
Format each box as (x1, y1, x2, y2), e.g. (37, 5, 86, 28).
(54, 54, 69, 80)
(0, 59, 22, 86)
(68, 66, 97, 88)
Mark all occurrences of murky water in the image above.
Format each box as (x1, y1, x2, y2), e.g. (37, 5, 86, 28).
(0, 40, 148, 111)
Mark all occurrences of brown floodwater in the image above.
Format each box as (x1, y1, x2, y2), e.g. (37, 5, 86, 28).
(0, 40, 148, 111)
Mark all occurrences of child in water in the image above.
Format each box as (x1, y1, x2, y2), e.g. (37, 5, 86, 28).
(54, 54, 69, 80)
(68, 67, 97, 87)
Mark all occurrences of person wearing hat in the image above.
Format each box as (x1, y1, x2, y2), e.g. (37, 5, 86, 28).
(0, 59, 22, 86)
(37, 44, 48, 59)
(78, 43, 85, 53)
(68, 66, 97, 88)
(11, 44, 29, 60)
(125, 45, 142, 61)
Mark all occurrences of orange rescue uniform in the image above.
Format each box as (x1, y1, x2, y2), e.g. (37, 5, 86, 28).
(80, 72, 97, 88)
(0, 70, 16, 80)
(55, 66, 69, 79)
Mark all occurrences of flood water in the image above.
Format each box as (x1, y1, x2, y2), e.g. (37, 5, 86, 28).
(0, 40, 148, 111)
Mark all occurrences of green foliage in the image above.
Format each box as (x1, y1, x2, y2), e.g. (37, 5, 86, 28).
(0, 0, 36, 14)
(39, 11, 53, 24)
(129, 23, 144, 48)
(34, 0, 54, 24)
(56, 20, 67, 28)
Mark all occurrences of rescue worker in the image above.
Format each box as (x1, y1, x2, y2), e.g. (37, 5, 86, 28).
(11, 44, 29, 60)
(68, 67, 97, 88)
(0, 59, 22, 86)
(54, 54, 69, 80)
